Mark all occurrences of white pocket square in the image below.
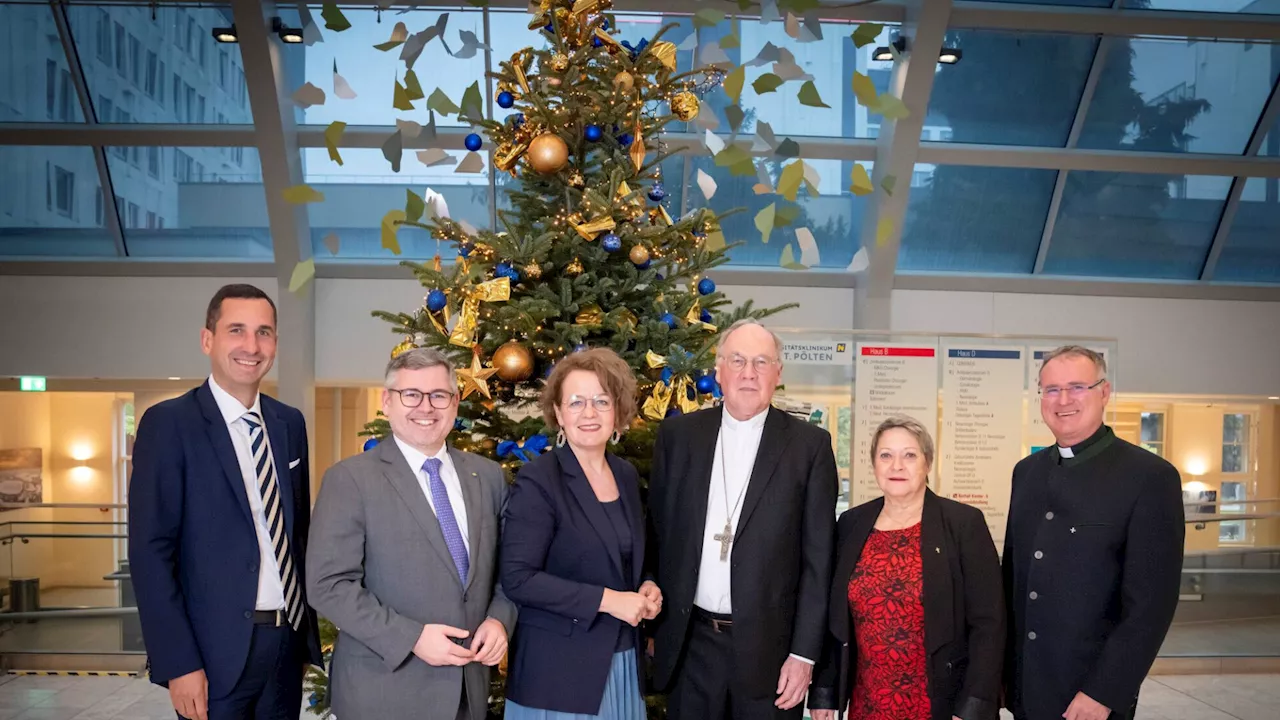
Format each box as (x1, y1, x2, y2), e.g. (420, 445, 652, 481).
(288, 459, 301, 469)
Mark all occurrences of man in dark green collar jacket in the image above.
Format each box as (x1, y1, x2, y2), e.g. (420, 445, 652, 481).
(1003, 346, 1184, 720)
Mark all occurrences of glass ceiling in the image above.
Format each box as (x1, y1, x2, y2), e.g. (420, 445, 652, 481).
(0, 0, 1277, 286)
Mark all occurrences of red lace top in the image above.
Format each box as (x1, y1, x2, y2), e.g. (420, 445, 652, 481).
(846, 523, 931, 720)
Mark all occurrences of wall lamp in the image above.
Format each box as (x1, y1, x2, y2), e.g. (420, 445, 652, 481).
(211, 25, 238, 43)
(211, 18, 303, 44)
(272, 17, 304, 44)
(872, 36, 963, 65)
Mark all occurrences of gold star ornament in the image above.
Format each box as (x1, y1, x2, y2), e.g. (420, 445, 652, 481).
(457, 350, 499, 400)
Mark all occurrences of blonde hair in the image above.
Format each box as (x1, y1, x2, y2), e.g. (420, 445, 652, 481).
(539, 348, 638, 432)
(870, 415, 935, 469)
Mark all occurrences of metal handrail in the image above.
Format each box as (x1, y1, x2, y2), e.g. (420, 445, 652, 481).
(1182, 498, 1280, 509)
(0, 533, 127, 542)
(0, 521, 126, 528)
(0, 607, 137, 621)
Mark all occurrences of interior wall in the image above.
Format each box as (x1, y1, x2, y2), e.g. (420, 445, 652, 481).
(47, 393, 118, 590)
(1, 276, 1278, 397)
(0, 393, 54, 585)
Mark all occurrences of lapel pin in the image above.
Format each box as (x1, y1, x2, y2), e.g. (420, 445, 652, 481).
(935, 547, 941, 554)
(1070, 527, 1077, 534)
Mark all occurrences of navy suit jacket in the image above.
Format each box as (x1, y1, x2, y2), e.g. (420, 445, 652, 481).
(500, 445, 646, 714)
(127, 381, 324, 699)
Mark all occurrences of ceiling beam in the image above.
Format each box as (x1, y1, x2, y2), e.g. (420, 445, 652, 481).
(948, 1, 1280, 42)
(50, 3, 127, 257)
(894, 271, 1280, 302)
(1034, 34, 1115, 274)
(231, 0, 316, 422)
(916, 143, 1280, 178)
(855, 0, 953, 330)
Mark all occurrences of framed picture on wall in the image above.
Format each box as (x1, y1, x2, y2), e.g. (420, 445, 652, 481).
(0, 448, 43, 505)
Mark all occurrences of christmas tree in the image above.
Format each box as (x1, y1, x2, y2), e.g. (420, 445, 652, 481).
(304, 1, 798, 716)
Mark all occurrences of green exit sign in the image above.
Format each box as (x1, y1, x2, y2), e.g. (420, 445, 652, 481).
(19, 376, 46, 392)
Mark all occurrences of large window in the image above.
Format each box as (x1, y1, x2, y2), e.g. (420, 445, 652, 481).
(1140, 412, 1165, 456)
(1219, 412, 1252, 542)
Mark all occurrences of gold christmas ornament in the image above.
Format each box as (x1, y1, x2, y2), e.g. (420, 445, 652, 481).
(575, 304, 604, 326)
(565, 258, 585, 275)
(649, 41, 677, 71)
(629, 244, 650, 265)
(528, 133, 570, 174)
(549, 53, 570, 72)
(613, 71, 635, 92)
(671, 91, 700, 121)
(522, 261, 543, 279)
(391, 338, 415, 358)
(568, 170, 585, 188)
(457, 350, 500, 400)
(492, 340, 535, 382)
(629, 126, 645, 171)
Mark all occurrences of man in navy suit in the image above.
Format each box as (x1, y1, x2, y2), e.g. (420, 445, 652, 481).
(129, 283, 323, 720)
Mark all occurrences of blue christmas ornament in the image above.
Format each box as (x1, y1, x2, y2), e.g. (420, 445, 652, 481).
(661, 312, 677, 328)
(661, 367, 674, 385)
(696, 375, 717, 395)
(497, 91, 515, 109)
(665, 407, 680, 417)
(656, 273, 665, 281)
(426, 289, 447, 312)
(512, 113, 526, 128)
(459, 243, 473, 258)
(454, 419, 466, 431)
(362, 437, 379, 452)
(602, 233, 622, 252)
(648, 182, 666, 202)
(636, 259, 652, 270)
(697, 277, 716, 295)
(464, 133, 483, 152)
(592, 36, 603, 48)
(600, 18, 610, 31)
(700, 309, 713, 324)
(585, 124, 603, 142)
(495, 262, 519, 281)
(617, 133, 633, 147)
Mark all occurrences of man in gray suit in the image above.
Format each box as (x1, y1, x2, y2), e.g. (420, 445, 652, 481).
(307, 347, 516, 720)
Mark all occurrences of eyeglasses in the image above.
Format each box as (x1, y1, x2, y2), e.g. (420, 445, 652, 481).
(563, 394, 614, 414)
(720, 353, 780, 373)
(1038, 378, 1106, 399)
(389, 388, 456, 409)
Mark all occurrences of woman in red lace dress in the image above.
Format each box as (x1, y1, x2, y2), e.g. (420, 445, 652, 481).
(809, 416, 1005, 720)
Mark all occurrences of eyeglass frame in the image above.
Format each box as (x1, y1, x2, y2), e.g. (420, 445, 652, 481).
(1038, 377, 1107, 399)
(718, 352, 781, 374)
(388, 387, 457, 409)
(562, 393, 615, 414)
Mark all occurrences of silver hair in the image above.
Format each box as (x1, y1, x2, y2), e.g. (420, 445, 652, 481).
(1038, 345, 1107, 383)
(717, 318, 784, 361)
(384, 347, 457, 389)
(870, 415, 936, 470)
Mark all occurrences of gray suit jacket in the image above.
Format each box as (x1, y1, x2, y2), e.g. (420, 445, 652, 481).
(307, 438, 517, 720)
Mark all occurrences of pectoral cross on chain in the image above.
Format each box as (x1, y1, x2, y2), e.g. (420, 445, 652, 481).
(714, 522, 733, 562)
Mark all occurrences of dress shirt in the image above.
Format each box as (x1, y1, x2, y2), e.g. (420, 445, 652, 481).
(207, 375, 287, 612)
(694, 407, 767, 612)
(393, 435, 470, 555)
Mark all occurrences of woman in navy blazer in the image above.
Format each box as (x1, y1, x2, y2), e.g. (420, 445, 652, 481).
(501, 348, 663, 719)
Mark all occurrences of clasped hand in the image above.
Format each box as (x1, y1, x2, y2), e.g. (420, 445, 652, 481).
(412, 618, 507, 667)
(600, 581, 663, 626)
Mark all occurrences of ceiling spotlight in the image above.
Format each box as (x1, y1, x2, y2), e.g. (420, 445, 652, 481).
(938, 48, 963, 64)
(872, 37, 907, 62)
(272, 17, 304, 44)
(211, 25, 238, 43)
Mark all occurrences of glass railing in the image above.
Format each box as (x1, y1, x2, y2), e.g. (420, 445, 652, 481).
(0, 503, 140, 656)
(1164, 499, 1280, 658)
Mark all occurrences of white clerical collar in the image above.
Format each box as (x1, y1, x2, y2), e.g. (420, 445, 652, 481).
(722, 406, 769, 432)
(1058, 445, 1074, 458)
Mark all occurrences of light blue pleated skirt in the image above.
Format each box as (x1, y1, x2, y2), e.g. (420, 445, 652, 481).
(503, 648, 645, 720)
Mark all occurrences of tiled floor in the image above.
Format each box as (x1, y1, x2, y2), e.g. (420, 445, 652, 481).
(0, 674, 1276, 720)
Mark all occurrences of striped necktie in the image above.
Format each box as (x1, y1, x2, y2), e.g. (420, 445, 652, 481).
(243, 411, 302, 630)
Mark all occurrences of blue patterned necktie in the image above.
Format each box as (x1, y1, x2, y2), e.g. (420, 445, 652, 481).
(422, 458, 469, 586)
(242, 412, 302, 630)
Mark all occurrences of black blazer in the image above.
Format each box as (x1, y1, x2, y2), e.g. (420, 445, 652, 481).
(128, 382, 323, 698)
(647, 406, 837, 696)
(809, 489, 1005, 720)
(500, 445, 645, 715)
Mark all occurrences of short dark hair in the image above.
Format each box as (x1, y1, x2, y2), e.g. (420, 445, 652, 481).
(205, 284, 277, 331)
